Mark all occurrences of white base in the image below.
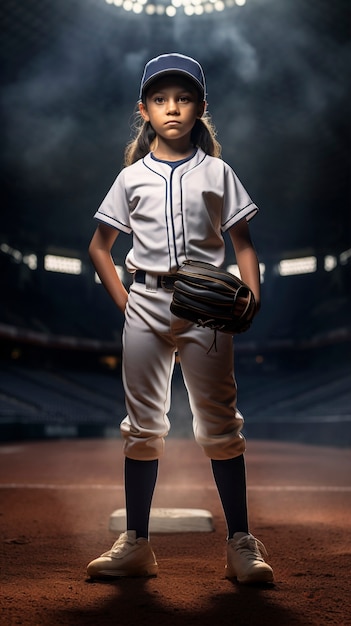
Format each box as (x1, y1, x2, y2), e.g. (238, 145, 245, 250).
(109, 507, 214, 534)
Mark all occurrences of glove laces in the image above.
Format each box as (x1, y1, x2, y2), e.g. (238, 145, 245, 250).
(195, 318, 226, 353)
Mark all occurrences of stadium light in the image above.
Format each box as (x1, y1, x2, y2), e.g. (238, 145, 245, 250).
(324, 255, 337, 272)
(277, 256, 317, 276)
(95, 265, 125, 283)
(44, 254, 82, 275)
(104, 0, 247, 17)
(340, 248, 351, 265)
(227, 263, 266, 283)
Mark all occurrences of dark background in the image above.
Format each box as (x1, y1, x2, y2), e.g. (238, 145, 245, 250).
(1, 0, 350, 257)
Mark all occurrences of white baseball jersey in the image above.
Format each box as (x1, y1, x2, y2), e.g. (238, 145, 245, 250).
(94, 148, 258, 273)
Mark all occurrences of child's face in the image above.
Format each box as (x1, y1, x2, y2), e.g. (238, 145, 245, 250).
(139, 76, 205, 146)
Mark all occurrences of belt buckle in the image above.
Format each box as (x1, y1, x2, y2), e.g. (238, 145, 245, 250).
(161, 275, 176, 292)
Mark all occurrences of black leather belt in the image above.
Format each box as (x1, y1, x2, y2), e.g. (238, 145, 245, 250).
(134, 270, 177, 291)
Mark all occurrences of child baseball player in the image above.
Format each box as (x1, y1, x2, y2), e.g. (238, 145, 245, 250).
(87, 53, 274, 585)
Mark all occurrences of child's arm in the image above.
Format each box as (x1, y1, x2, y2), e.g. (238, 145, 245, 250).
(228, 219, 261, 312)
(88, 223, 129, 313)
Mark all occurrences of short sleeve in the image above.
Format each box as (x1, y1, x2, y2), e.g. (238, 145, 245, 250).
(221, 163, 258, 232)
(94, 169, 132, 234)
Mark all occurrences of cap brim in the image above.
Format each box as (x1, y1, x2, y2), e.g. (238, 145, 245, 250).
(141, 70, 205, 99)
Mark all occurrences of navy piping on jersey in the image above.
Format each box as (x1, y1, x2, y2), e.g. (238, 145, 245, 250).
(142, 158, 173, 270)
(178, 150, 207, 262)
(221, 203, 256, 229)
(94, 212, 130, 231)
(169, 168, 178, 267)
(150, 149, 197, 269)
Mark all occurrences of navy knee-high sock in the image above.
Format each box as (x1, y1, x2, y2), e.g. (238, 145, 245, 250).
(211, 454, 249, 539)
(124, 457, 158, 539)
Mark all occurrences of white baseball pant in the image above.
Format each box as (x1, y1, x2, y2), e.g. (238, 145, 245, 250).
(120, 276, 246, 461)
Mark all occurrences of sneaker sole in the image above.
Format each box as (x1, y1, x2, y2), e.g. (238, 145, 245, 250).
(225, 565, 274, 584)
(87, 565, 158, 579)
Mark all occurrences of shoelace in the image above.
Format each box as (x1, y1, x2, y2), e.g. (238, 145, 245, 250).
(233, 535, 268, 562)
(110, 533, 135, 555)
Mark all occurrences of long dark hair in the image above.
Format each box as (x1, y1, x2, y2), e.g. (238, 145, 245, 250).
(124, 108, 222, 166)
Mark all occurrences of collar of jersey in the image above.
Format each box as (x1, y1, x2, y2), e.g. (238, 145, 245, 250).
(144, 147, 206, 173)
(151, 148, 197, 169)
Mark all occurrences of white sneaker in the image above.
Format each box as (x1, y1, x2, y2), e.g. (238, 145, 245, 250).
(87, 530, 158, 578)
(226, 532, 274, 584)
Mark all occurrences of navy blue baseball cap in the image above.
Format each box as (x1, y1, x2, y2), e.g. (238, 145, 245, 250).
(139, 53, 206, 101)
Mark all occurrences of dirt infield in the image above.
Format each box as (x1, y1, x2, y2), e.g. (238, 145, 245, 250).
(1, 438, 351, 626)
